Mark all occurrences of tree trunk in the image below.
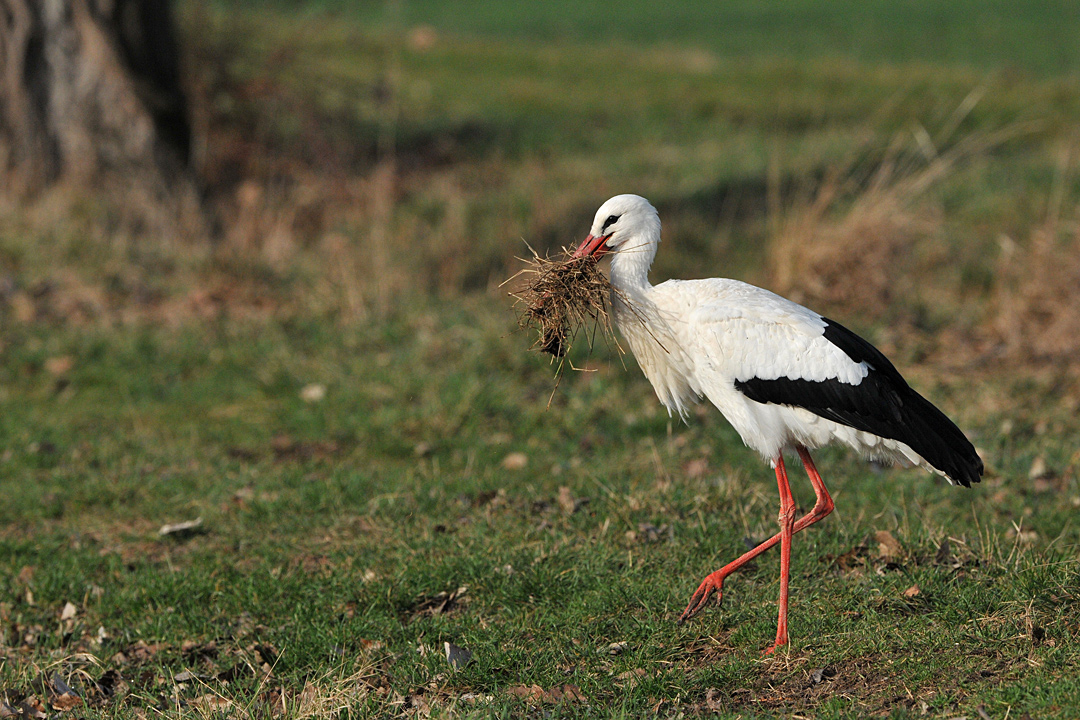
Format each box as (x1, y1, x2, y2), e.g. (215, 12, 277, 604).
(0, 0, 196, 227)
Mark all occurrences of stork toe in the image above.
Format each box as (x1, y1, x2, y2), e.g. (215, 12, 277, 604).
(677, 573, 726, 624)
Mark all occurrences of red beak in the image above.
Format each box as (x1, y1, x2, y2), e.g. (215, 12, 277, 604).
(573, 233, 611, 258)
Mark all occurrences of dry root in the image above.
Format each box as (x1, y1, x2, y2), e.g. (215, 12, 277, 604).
(506, 249, 615, 358)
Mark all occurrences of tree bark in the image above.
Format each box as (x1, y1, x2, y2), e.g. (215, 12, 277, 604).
(0, 0, 194, 215)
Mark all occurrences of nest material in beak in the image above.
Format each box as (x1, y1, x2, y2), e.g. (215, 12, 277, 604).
(507, 250, 615, 358)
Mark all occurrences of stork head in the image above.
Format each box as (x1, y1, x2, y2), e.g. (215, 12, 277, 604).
(574, 194, 661, 259)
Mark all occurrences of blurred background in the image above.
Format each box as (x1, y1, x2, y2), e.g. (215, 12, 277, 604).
(2, 1, 1079, 714)
(2, 0, 1078, 370)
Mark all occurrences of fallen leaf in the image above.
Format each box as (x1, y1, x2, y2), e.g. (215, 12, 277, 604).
(232, 486, 255, 505)
(831, 542, 869, 573)
(158, 517, 204, 538)
(875, 530, 902, 559)
(599, 641, 632, 655)
(506, 684, 584, 704)
(704, 688, 724, 712)
(635, 523, 671, 543)
(191, 694, 231, 710)
(444, 641, 471, 670)
(460, 692, 494, 704)
(258, 688, 287, 716)
(126, 639, 162, 663)
(13, 700, 45, 720)
(1028, 456, 1050, 480)
(507, 685, 542, 701)
(45, 356, 74, 376)
(502, 452, 528, 470)
(299, 383, 326, 403)
(358, 638, 385, 654)
(547, 685, 584, 702)
(60, 602, 77, 621)
(51, 693, 81, 712)
(616, 668, 647, 682)
(406, 694, 429, 713)
(683, 458, 709, 479)
(557, 486, 578, 514)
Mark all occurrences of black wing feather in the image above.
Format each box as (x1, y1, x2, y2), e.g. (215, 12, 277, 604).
(734, 317, 983, 487)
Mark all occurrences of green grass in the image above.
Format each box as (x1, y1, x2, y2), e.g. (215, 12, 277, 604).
(216, 0, 1080, 78)
(2, 301, 1079, 717)
(3, 2, 1080, 717)
(175, 2, 1080, 321)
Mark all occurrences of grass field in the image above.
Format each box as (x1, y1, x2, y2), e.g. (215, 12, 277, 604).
(222, 0, 1080, 78)
(2, 1, 1080, 717)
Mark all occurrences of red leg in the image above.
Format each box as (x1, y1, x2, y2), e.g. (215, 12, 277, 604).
(763, 454, 796, 654)
(796, 446, 834, 522)
(678, 446, 835, 634)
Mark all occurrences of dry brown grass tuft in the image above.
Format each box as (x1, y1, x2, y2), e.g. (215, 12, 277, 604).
(992, 146, 1080, 369)
(768, 123, 1037, 324)
(506, 249, 615, 358)
(0, 652, 381, 719)
(768, 166, 941, 317)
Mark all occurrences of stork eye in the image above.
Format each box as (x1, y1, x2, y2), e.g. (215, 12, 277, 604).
(601, 214, 619, 232)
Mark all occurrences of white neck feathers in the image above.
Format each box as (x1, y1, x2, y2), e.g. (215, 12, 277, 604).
(608, 223, 660, 294)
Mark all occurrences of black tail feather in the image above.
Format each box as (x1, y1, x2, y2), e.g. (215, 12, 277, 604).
(735, 316, 984, 487)
(894, 387, 983, 487)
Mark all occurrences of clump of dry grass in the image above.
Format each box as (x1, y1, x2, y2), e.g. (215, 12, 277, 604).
(768, 121, 1037, 324)
(768, 166, 940, 316)
(505, 249, 615, 358)
(993, 145, 1080, 370)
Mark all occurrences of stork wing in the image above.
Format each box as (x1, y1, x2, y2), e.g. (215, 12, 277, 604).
(675, 280, 981, 486)
(678, 279, 869, 386)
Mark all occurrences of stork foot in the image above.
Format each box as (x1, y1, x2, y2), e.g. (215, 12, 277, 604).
(761, 638, 788, 657)
(677, 572, 726, 624)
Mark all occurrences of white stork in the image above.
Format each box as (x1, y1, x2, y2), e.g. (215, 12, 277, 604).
(573, 194, 982, 654)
